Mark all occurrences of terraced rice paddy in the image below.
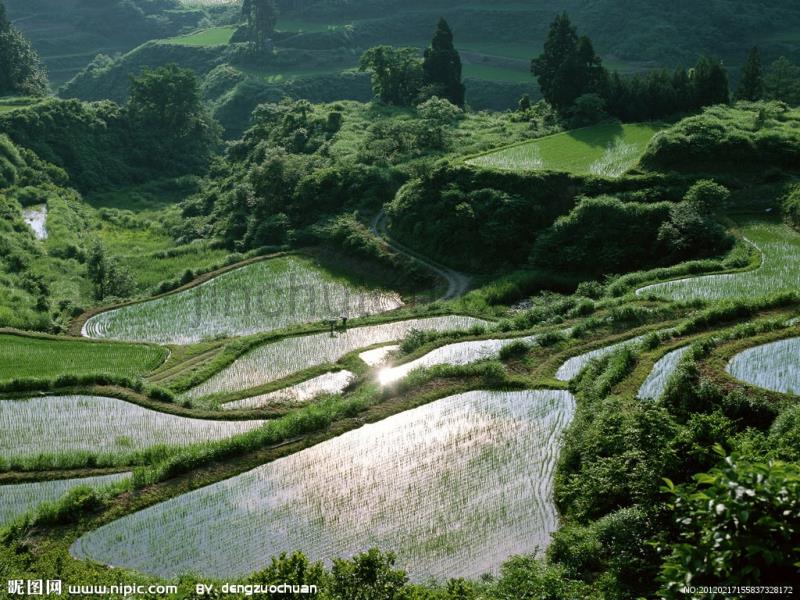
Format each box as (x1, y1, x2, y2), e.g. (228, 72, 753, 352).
(358, 345, 400, 366)
(0, 396, 264, 460)
(222, 371, 356, 410)
(465, 122, 664, 176)
(556, 334, 650, 382)
(0, 334, 166, 382)
(71, 389, 575, 581)
(379, 335, 538, 385)
(637, 222, 800, 301)
(22, 204, 47, 240)
(82, 256, 403, 345)
(638, 347, 690, 400)
(184, 316, 485, 400)
(727, 337, 800, 395)
(0, 473, 130, 526)
(164, 27, 236, 46)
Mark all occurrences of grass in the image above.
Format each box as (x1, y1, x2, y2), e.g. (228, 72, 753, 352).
(82, 256, 404, 345)
(637, 221, 800, 302)
(727, 337, 800, 395)
(465, 122, 665, 176)
(163, 27, 236, 47)
(556, 333, 654, 382)
(0, 395, 264, 463)
(462, 63, 533, 83)
(70, 389, 575, 582)
(183, 316, 486, 401)
(0, 473, 130, 526)
(0, 97, 40, 115)
(0, 333, 167, 382)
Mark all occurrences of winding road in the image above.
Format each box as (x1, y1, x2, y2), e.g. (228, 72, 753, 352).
(370, 210, 472, 300)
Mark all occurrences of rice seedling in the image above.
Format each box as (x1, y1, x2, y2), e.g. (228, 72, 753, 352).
(637, 222, 800, 301)
(466, 122, 663, 175)
(637, 346, 690, 401)
(379, 335, 538, 386)
(184, 316, 485, 400)
(82, 256, 404, 345)
(556, 334, 651, 381)
(727, 337, 800, 395)
(21, 204, 47, 240)
(0, 396, 265, 460)
(71, 389, 576, 582)
(588, 140, 639, 178)
(0, 473, 130, 526)
(358, 345, 400, 367)
(0, 334, 166, 382)
(222, 371, 356, 411)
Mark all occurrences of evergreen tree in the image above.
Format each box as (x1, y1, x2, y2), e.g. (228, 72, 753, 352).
(764, 57, 800, 105)
(736, 47, 764, 101)
(532, 13, 606, 113)
(0, 0, 47, 96)
(691, 55, 729, 108)
(241, 0, 278, 54)
(421, 18, 465, 107)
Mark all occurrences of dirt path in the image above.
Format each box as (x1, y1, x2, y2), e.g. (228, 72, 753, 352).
(370, 210, 472, 300)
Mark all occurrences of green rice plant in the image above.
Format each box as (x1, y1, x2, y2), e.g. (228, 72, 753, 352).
(727, 337, 800, 395)
(222, 371, 356, 411)
(0, 473, 130, 526)
(378, 334, 539, 386)
(83, 256, 403, 345)
(163, 27, 236, 46)
(0, 396, 265, 461)
(637, 223, 800, 302)
(184, 316, 485, 400)
(466, 122, 663, 176)
(0, 334, 166, 382)
(588, 140, 639, 177)
(21, 204, 47, 240)
(637, 346, 690, 401)
(71, 389, 576, 582)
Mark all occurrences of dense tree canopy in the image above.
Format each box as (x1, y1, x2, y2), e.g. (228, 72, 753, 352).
(0, 0, 47, 96)
(421, 18, 465, 107)
(736, 47, 764, 101)
(359, 46, 423, 106)
(242, 0, 278, 53)
(531, 13, 607, 113)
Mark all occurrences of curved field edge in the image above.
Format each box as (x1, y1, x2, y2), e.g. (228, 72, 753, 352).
(461, 122, 665, 175)
(68, 251, 295, 337)
(635, 221, 800, 301)
(3, 301, 800, 583)
(70, 390, 576, 581)
(157, 312, 495, 396)
(79, 253, 406, 344)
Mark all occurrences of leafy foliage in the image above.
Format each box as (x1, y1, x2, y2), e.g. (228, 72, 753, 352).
(660, 455, 800, 590)
(0, 0, 47, 96)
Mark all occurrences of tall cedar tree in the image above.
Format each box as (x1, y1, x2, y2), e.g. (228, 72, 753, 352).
(0, 0, 47, 96)
(242, 0, 278, 53)
(691, 55, 729, 107)
(422, 18, 465, 107)
(532, 13, 606, 113)
(736, 47, 764, 101)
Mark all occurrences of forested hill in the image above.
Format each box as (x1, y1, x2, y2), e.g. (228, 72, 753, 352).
(3, 0, 213, 84)
(278, 0, 800, 65)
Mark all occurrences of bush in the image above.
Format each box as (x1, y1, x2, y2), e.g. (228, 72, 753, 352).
(660, 455, 800, 591)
